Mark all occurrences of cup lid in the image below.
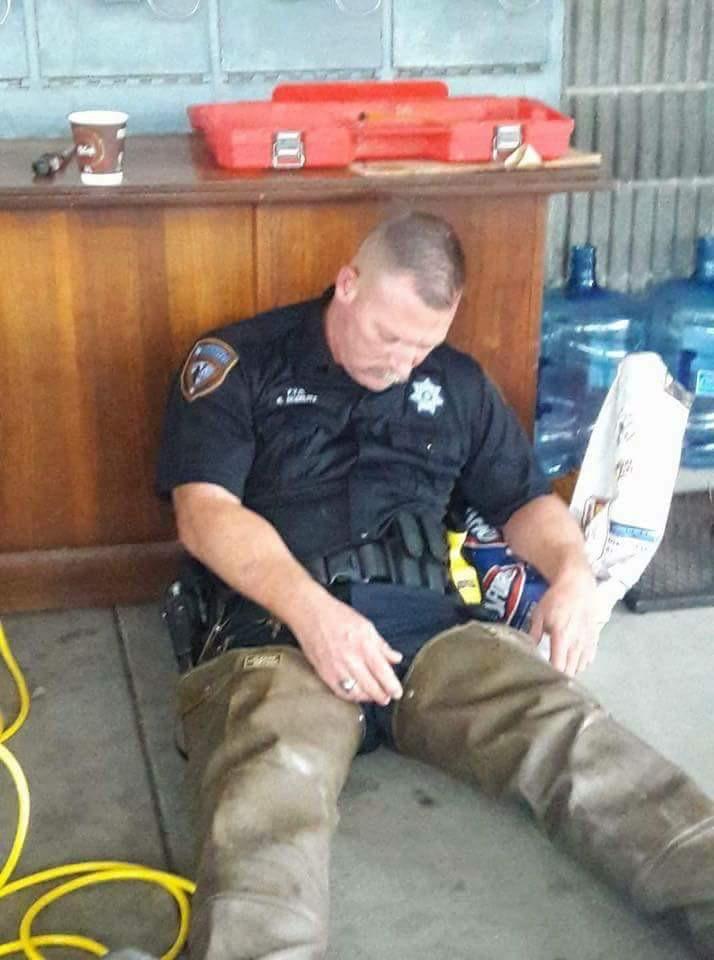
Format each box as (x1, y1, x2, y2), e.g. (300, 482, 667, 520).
(68, 110, 129, 125)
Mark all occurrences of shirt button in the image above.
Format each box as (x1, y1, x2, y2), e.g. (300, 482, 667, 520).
(426, 442, 433, 452)
(360, 531, 368, 540)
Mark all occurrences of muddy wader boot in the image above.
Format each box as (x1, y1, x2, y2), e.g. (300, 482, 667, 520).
(179, 645, 364, 960)
(392, 622, 714, 959)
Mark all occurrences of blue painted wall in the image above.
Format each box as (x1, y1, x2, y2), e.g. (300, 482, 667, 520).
(0, 0, 564, 139)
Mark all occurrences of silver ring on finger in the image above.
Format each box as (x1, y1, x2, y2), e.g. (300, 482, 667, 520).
(339, 676, 358, 693)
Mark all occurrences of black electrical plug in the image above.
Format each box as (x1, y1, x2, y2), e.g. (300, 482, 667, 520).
(32, 145, 76, 178)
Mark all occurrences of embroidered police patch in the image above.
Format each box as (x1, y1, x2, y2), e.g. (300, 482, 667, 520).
(181, 338, 238, 402)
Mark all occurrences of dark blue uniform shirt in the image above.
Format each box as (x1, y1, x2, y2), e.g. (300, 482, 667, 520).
(157, 289, 549, 563)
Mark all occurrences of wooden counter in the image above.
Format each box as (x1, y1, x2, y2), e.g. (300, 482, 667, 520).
(0, 135, 605, 611)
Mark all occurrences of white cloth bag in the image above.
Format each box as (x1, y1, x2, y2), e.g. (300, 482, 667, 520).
(569, 352, 692, 627)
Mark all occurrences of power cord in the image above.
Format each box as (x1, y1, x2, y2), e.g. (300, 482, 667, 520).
(0, 621, 195, 960)
(0, 0, 12, 28)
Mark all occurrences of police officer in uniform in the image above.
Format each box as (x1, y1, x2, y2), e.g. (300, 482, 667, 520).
(158, 213, 714, 960)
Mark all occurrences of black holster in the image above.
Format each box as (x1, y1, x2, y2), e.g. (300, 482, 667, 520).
(162, 556, 219, 673)
(162, 556, 287, 673)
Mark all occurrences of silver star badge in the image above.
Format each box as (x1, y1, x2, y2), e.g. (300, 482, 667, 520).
(409, 377, 444, 415)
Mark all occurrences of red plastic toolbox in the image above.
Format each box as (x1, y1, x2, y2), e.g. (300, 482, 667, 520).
(188, 81, 574, 171)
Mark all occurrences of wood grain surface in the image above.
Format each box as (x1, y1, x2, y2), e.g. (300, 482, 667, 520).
(255, 201, 387, 310)
(0, 206, 254, 609)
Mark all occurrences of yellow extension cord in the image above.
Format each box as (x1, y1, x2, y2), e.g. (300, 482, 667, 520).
(0, 621, 196, 959)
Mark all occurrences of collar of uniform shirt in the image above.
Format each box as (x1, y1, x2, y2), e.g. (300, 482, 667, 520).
(293, 286, 343, 380)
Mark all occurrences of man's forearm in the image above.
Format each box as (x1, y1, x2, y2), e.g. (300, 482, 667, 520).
(502, 494, 592, 584)
(175, 489, 328, 636)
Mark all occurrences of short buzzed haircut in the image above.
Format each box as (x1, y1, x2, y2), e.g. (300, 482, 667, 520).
(358, 212, 466, 310)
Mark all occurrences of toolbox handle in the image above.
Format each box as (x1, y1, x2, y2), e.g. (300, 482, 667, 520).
(272, 130, 305, 169)
(492, 123, 523, 161)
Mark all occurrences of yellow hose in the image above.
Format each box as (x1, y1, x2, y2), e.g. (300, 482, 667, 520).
(0, 621, 196, 959)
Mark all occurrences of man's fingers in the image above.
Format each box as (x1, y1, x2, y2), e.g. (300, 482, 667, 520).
(329, 666, 370, 703)
(349, 628, 403, 704)
(342, 658, 393, 705)
(336, 639, 403, 707)
(548, 626, 569, 673)
(576, 630, 600, 675)
(564, 639, 580, 677)
(528, 606, 545, 645)
(302, 646, 369, 703)
(365, 646, 403, 702)
(575, 647, 592, 676)
(383, 643, 404, 665)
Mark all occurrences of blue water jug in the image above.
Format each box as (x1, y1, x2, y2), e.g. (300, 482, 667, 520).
(535, 244, 644, 477)
(647, 236, 714, 468)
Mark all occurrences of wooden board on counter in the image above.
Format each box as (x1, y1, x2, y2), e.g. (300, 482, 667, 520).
(351, 149, 602, 177)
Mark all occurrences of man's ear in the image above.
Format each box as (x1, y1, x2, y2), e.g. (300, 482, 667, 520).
(451, 289, 464, 317)
(334, 264, 359, 304)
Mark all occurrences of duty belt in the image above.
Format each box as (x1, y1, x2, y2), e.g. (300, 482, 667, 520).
(305, 519, 448, 595)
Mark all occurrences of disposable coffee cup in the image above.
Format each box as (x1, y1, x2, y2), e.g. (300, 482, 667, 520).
(68, 110, 128, 186)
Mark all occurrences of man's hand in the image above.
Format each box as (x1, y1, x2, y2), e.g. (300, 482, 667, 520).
(291, 591, 404, 706)
(503, 494, 602, 678)
(528, 564, 600, 677)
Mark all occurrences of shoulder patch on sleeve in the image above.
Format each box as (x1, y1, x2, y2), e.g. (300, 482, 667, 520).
(181, 338, 239, 402)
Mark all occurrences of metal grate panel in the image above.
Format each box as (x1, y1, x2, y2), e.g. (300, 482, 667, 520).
(550, 0, 714, 292)
(625, 491, 714, 612)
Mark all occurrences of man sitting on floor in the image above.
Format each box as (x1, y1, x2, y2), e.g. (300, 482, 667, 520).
(157, 211, 714, 960)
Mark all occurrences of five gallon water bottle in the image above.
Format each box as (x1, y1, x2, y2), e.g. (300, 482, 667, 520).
(647, 236, 714, 467)
(535, 244, 644, 477)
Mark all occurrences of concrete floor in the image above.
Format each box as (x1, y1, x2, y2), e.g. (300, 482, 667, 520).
(1, 598, 712, 960)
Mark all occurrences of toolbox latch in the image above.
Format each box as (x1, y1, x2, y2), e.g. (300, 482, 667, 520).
(272, 131, 306, 169)
(492, 124, 523, 161)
